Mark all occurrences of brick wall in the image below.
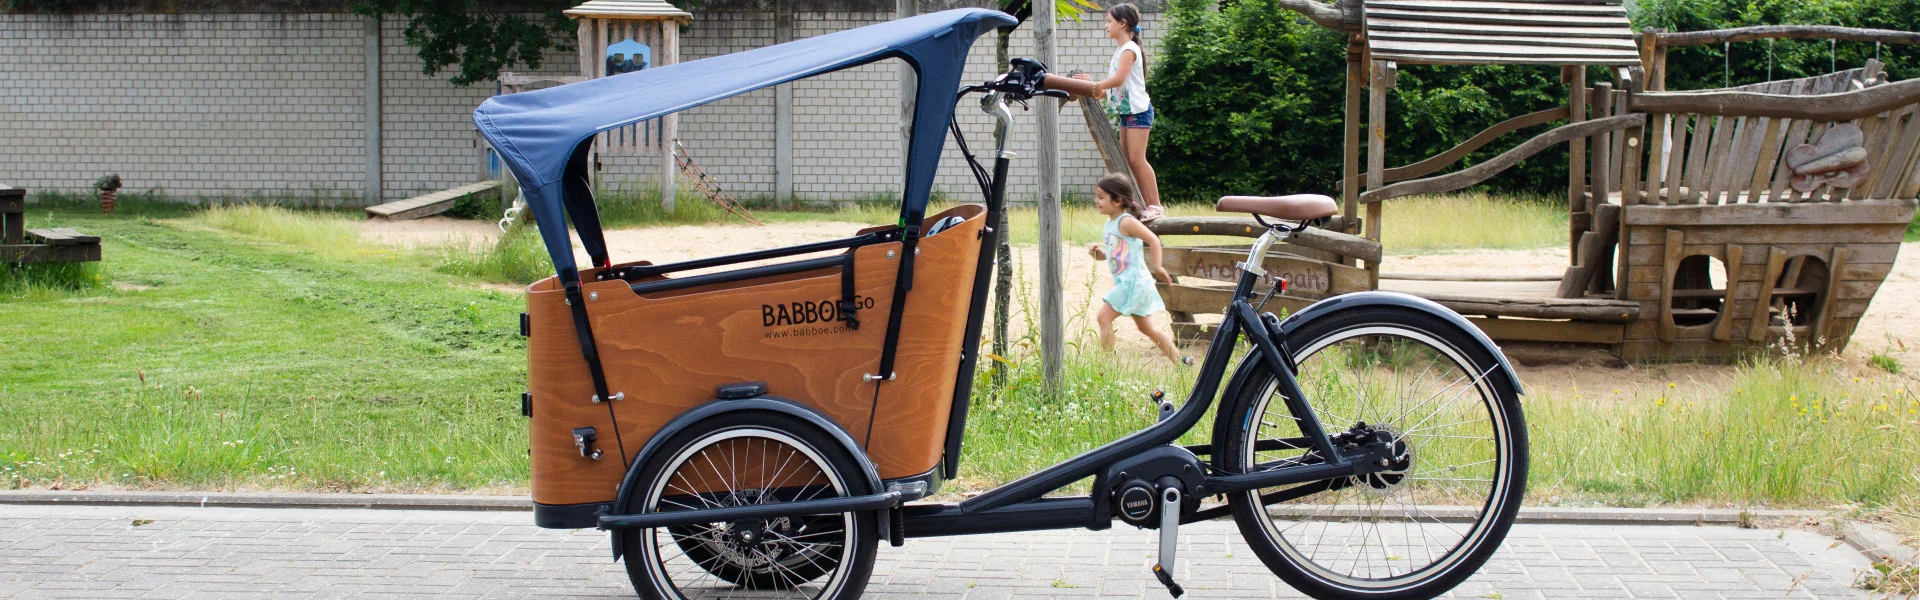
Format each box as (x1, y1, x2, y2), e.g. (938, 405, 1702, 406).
(0, 4, 1163, 204)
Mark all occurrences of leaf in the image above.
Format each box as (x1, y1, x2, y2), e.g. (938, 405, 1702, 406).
(983, 353, 1014, 366)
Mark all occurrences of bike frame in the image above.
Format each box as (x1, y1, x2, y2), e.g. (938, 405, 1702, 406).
(598, 89, 1396, 537)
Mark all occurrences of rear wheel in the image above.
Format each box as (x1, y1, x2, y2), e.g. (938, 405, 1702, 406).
(1215, 306, 1527, 600)
(621, 411, 877, 600)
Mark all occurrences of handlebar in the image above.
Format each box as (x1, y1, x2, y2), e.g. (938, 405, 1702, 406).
(958, 57, 1063, 102)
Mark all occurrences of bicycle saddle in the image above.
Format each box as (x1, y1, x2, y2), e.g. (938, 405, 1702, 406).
(1216, 194, 1338, 221)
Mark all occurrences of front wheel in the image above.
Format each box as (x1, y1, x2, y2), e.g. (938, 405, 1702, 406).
(620, 411, 878, 600)
(1215, 306, 1527, 600)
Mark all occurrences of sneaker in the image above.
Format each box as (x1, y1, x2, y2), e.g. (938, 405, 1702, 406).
(1140, 204, 1165, 222)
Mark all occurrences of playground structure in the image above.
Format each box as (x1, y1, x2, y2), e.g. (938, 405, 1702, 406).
(0, 185, 101, 266)
(1147, 3, 1920, 362)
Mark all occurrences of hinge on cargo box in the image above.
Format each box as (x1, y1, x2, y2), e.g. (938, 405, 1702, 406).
(521, 392, 533, 418)
(519, 312, 531, 337)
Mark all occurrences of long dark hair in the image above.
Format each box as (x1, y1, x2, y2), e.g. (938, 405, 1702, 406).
(1108, 3, 1146, 73)
(1097, 172, 1144, 220)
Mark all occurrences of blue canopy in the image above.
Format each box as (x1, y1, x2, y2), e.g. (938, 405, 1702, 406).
(473, 8, 1016, 282)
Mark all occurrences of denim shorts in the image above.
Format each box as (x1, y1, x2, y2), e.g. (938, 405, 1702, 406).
(1116, 107, 1154, 129)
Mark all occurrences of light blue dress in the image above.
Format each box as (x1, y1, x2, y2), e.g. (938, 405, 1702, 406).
(1102, 213, 1166, 317)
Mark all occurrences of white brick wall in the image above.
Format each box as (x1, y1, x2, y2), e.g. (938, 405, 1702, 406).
(0, 6, 1162, 204)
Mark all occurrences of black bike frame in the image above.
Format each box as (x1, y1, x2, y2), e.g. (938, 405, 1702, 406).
(597, 86, 1395, 538)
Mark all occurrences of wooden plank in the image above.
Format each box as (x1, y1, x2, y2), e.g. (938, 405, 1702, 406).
(1711, 114, 1755, 204)
(1366, 8, 1628, 27)
(1741, 96, 1788, 203)
(1658, 228, 1683, 343)
(1624, 224, 1908, 245)
(1646, 112, 1670, 204)
(1620, 200, 1917, 226)
(1710, 243, 1744, 341)
(1387, 54, 1642, 66)
(1364, 114, 1644, 203)
(1700, 112, 1743, 204)
(1400, 291, 1640, 322)
(1619, 119, 1645, 207)
(1662, 113, 1692, 203)
(1366, 0, 1626, 16)
(1381, 272, 1562, 282)
(1158, 282, 1313, 318)
(1163, 247, 1369, 299)
(1343, 43, 1364, 234)
(1859, 107, 1914, 199)
(1367, 59, 1394, 272)
(1589, 84, 1615, 209)
(1629, 242, 1901, 266)
(1558, 231, 1599, 297)
(1813, 246, 1848, 342)
(1384, 104, 1569, 183)
(0, 193, 21, 214)
(0, 243, 100, 264)
(1629, 78, 1920, 122)
(1468, 317, 1626, 344)
(25, 228, 98, 246)
(1368, 39, 1638, 62)
(1610, 85, 1630, 193)
(1568, 68, 1589, 211)
(1871, 109, 1920, 199)
(1766, 90, 1816, 202)
(1369, 18, 1634, 39)
(365, 181, 503, 221)
(1145, 217, 1382, 263)
(1679, 114, 1717, 203)
(1368, 31, 1637, 52)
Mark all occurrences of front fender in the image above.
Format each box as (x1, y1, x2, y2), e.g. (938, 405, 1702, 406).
(608, 395, 882, 561)
(1274, 291, 1525, 396)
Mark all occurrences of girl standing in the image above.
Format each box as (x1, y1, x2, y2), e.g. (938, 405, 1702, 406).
(1087, 173, 1189, 365)
(1074, 4, 1164, 221)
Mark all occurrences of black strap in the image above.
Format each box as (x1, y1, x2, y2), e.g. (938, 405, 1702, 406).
(562, 143, 611, 270)
(561, 276, 627, 467)
(839, 251, 861, 330)
(874, 224, 920, 379)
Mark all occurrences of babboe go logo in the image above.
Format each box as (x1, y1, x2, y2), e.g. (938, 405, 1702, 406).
(761, 295, 875, 327)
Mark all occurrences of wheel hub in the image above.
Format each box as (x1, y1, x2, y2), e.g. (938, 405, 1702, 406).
(1351, 424, 1414, 496)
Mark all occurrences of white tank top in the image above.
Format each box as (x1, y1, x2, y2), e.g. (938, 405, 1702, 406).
(1107, 40, 1150, 116)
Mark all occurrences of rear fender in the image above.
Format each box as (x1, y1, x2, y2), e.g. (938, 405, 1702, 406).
(608, 396, 882, 561)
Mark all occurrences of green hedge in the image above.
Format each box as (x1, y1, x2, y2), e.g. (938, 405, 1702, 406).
(1148, 0, 1920, 201)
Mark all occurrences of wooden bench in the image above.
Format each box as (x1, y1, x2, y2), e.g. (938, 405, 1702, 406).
(365, 180, 504, 221)
(1, 186, 103, 264)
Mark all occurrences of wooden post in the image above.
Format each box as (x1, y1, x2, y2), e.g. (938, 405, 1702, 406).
(1035, 0, 1064, 395)
(1748, 246, 1789, 341)
(1566, 65, 1587, 260)
(661, 20, 679, 212)
(1658, 228, 1683, 343)
(364, 15, 382, 204)
(1342, 38, 1364, 240)
(1710, 243, 1744, 341)
(1366, 60, 1394, 288)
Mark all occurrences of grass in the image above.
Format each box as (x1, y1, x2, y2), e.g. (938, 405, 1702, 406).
(1527, 360, 1920, 511)
(1380, 192, 1568, 252)
(8, 195, 1913, 524)
(1, 207, 529, 493)
(433, 221, 551, 286)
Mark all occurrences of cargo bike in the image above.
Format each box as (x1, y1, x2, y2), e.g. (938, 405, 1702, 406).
(474, 9, 1528, 600)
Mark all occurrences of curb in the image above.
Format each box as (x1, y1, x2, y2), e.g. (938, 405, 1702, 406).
(0, 490, 530, 512)
(1840, 520, 1920, 567)
(0, 490, 1824, 524)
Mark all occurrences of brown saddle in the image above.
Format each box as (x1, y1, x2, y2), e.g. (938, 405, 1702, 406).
(1215, 194, 1338, 221)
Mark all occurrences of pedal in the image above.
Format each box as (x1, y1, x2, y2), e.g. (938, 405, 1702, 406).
(1152, 483, 1185, 599)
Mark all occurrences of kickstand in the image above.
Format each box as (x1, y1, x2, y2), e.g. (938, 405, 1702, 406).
(1152, 485, 1186, 599)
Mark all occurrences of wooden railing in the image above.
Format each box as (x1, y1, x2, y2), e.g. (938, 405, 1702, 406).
(1361, 114, 1645, 203)
(1381, 105, 1570, 183)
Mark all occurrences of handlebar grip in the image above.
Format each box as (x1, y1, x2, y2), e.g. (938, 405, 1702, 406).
(1039, 89, 1071, 99)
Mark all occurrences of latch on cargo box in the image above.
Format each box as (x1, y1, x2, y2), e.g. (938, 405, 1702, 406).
(573, 427, 603, 461)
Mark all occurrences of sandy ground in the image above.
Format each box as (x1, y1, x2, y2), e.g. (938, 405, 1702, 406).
(363, 217, 1919, 396)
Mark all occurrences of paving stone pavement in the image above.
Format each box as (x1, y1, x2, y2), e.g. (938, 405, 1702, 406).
(0, 503, 1875, 599)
